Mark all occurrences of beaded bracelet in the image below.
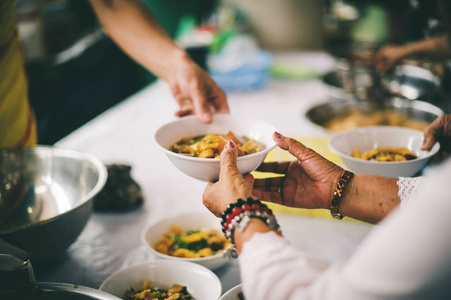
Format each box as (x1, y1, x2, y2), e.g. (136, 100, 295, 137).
(221, 197, 281, 258)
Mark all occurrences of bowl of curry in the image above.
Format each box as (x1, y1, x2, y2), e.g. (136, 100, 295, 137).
(154, 114, 278, 181)
(328, 126, 440, 178)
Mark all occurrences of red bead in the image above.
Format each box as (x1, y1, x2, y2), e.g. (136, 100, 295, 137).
(226, 214, 233, 222)
(251, 204, 260, 210)
(242, 204, 251, 211)
(232, 207, 241, 215)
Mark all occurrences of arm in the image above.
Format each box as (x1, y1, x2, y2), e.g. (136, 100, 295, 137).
(375, 34, 451, 72)
(253, 133, 400, 224)
(203, 138, 451, 299)
(89, 0, 229, 123)
(375, 0, 451, 73)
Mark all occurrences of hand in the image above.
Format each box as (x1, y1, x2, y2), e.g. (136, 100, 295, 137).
(374, 44, 410, 73)
(422, 114, 451, 156)
(202, 141, 254, 217)
(170, 57, 229, 124)
(252, 133, 344, 210)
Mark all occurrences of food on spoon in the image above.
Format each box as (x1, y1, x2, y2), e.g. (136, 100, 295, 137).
(125, 280, 194, 300)
(169, 131, 262, 158)
(154, 225, 231, 258)
(351, 147, 417, 161)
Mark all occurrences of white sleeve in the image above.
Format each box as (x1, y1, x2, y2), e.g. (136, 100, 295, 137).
(397, 176, 426, 209)
(239, 159, 451, 300)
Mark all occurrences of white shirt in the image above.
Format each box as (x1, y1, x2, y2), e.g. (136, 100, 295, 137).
(239, 159, 451, 299)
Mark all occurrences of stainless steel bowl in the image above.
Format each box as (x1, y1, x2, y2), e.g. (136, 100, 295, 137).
(305, 97, 444, 132)
(381, 64, 441, 102)
(322, 60, 380, 100)
(1, 282, 121, 300)
(0, 146, 107, 261)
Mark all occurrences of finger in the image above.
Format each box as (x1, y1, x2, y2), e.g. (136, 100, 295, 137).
(243, 173, 255, 187)
(256, 161, 290, 174)
(219, 141, 239, 180)
(253, 177, 284, 189)
(189, 84, 213, 124)
(422, 116, 443, 150)
(210, 93, 230, 114)
(422, 136, 437, 151)
(174, 107, 193, 117)
(273, 132, 317, 162)
(252, 189, 283, 205)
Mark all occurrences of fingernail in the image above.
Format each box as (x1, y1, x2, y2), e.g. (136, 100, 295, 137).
(202, 112, 212, 122)
(275, 132, 283, 139)
(227, 140, 235, 148)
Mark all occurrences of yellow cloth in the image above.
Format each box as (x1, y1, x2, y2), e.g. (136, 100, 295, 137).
(0, 0, 37, 148)
(251, 137, 362, 223)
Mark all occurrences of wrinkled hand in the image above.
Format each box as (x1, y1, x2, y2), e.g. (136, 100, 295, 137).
(170, 59, 229, 124)
(374, 44, 410, 73)
(203, 141, 255, 217)
(252, 133, 344, 210)
(422, 115, 451, 157)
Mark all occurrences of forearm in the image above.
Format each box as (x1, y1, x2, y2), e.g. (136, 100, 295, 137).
(405, 34, 451, 58)
(338, 174, 400, 224)
(89, 0, 191, 82)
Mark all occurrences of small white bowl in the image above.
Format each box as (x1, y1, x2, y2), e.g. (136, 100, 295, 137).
(328, 126, 440, 178)
(220, 284, 243, 300)
(154, 114, 278, 181)
(142, 212, 229, 270)
(100, 260, 222, 300)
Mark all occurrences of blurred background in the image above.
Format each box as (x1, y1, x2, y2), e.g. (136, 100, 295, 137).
(15, 0, 451, 144)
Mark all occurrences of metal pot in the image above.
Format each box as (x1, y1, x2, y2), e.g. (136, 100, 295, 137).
(0, 146, 107, 262)
(381, 64, 442, 102)
(0, 240, 119, 299)
(305, 97, 444, 133)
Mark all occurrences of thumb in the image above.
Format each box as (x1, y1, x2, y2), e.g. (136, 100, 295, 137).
(219, 141, 240, 180)
(273, 132, 315, 162)
(422, 135, 437, 151)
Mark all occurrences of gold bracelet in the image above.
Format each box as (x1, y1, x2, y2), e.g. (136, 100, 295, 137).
(330, 170, 354, 220)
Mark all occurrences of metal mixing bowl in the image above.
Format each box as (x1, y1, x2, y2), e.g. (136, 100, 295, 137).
(305, 97, 444, 133)
(1, 282, 121, 300)
(381, 64, 441, 102)
(0, 146, 107, 261)
(322, 60, 379, 100)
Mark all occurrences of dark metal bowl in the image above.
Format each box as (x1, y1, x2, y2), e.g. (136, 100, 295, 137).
(322, 56, 381, 101)
(381, 64, 441, 102)
(0, 146, 107, 261)
(1, 282, 121, 300)
(305, 97, 444, 132)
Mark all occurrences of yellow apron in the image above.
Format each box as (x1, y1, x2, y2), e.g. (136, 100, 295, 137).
(0, 0, 37, 148)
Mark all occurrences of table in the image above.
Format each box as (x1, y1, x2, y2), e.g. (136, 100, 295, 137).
(34, 52, 374, 295)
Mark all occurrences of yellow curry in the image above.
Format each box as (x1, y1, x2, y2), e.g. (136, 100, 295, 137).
(155, 225, 230, 258)
(352, 147, 417, 162)
(169, 131, 262, 158)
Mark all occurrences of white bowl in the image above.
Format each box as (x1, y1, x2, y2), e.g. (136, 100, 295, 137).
(142, 212, 229, 270)
(154, 114, 278, 181)
(100, 260, 222, 300)
(220, 284, 243, 300)
(328, 126, 440, 178)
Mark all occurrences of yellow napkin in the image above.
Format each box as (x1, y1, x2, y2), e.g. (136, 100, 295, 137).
(251, 137, 362, 223)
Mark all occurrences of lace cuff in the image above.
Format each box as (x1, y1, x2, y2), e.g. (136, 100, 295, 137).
(397, 177, 425, 209)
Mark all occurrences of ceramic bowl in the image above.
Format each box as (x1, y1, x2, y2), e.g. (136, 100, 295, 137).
(100, 260, 222, 300)
(220, 284, 243, 300)
(142, 212, 229, 270)
(154, 114, 278, 181)
(328, 126, 440, 178)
